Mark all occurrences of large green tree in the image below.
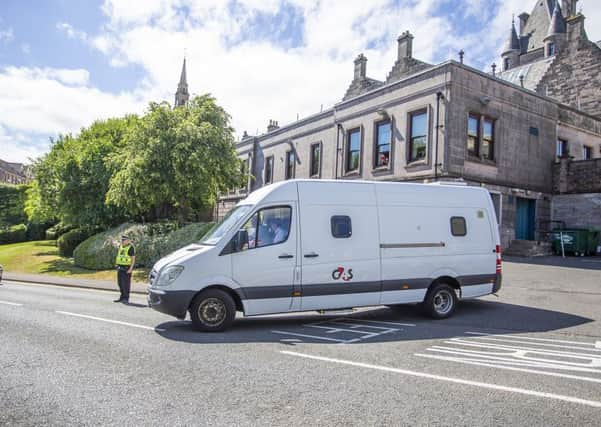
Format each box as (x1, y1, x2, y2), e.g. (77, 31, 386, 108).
(106, 95, 244, 222)
(26, 116, 137, 227)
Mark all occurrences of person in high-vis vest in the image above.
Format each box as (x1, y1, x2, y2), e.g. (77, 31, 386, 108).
(114, 235, 136, 303)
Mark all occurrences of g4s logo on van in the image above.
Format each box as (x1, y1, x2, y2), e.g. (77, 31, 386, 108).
(332, 266, 354, 282)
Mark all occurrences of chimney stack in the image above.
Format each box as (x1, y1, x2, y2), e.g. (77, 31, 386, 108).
(562, 0, 578, 18)
(353, 53, 367, 80)
(566, 13, 586, 45)
(518, 13, 529, 35)
(397, 31, 414, 60)
(267, 120, 279, 132)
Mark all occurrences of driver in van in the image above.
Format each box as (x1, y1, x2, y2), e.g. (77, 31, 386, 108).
(270, 218, 288, 244)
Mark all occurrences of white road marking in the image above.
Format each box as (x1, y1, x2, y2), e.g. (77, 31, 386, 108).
(466, 331, 600, 348)
(463, 333, 601, 352)
(415, 353, 601, 384)
(447, 338, 601, 359)
(344, 318, 416, 327)
(282, 350, 601, 408)
(0, 300, 23, 306)
(56, 311, 164, 332)
(425, 348, 601, 373)
(273, 318, 403, 344)
(596, 341, 601, 349)
(272, 330, 348, 343)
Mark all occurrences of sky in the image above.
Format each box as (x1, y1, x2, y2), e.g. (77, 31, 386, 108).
(1, 0, 600, 164)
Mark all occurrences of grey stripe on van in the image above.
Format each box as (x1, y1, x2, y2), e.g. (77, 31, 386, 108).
(381, 278, 431, 291)
(237, 274, 498, 300)
(458, 274, 497, 286)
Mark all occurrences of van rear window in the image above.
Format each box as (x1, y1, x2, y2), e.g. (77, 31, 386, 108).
(331, 216, 352, 238)
(450, 217, 467, 236)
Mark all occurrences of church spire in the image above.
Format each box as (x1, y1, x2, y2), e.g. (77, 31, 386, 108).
(174, 57, 189, 108)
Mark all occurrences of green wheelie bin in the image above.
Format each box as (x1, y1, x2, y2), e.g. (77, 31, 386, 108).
(552, 229, 590, 256)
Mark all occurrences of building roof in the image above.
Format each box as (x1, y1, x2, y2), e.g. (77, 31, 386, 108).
(547, 2, 566, 36)
(521, 0, 555, 51)
(0, 159, 29, 184)
(504, 20, 521, 53)
(497, 57, 554, 90)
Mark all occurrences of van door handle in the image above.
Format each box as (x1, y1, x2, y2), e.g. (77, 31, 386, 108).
(304, 252, 319, 258)
(278, 254, 294, 259)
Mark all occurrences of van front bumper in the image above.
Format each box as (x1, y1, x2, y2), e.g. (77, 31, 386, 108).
(147, 287, 196, 320)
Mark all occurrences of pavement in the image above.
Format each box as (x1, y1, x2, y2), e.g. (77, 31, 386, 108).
(1, 258, 600, 426)
(2, 271, 148, 294)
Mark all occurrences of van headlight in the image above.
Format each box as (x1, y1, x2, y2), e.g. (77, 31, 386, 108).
(156, 265, 184, 287)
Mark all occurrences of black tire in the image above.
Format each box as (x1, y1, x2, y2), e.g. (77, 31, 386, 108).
(190, 289, 236, 332)
(422, 282, 458, 319)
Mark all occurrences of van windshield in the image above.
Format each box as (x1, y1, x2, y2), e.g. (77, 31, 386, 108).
(200, 205, 253, 246)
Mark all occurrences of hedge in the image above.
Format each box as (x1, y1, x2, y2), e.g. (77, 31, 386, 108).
(0, 184, 28, 228)
(57, 228, 99, 257)
(0, 224, 28, 244)
(45, 223, 75, 240)
(73, 222, 214, 270)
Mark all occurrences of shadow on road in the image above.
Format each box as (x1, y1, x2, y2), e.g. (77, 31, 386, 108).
(504, 255, 601, 271)
(154, 299, 593, 344)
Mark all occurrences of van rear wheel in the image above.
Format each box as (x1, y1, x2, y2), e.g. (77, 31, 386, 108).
(190, 289, 236, 332)
(423, 283, 457, 319)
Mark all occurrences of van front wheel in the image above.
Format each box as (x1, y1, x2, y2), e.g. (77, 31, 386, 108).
(190, 289, 236, 332)
(423, 283, 457, 319)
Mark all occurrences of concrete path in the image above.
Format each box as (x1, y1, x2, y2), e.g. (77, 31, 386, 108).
(2, 271, 147, 294)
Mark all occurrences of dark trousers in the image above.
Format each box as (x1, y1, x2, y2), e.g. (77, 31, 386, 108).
(117, 267, 132, 300)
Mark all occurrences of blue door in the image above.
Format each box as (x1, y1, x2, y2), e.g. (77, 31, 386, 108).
(516, 198, 536, 240)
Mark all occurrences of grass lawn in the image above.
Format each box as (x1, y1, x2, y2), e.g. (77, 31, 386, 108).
(0, 240, 149, 283)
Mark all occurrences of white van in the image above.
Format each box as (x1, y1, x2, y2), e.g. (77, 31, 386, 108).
(148, 180, 502, 331)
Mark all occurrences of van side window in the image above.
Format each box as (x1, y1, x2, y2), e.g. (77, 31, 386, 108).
(450, 216, 467, 236)
(331, 216, 352, 238)
(242, 206, 292, 250)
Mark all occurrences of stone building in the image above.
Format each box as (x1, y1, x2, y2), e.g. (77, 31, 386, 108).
(216, 0, 601, 252)
(0, 159, 29, 185)
(498, 0, 601, 119)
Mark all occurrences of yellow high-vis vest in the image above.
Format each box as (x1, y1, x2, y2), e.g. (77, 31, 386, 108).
(115, 244, 133, 266)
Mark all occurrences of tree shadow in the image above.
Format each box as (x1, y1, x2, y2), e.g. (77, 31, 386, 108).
(505, 255, 601, 271)
(154, 300, 594, 345)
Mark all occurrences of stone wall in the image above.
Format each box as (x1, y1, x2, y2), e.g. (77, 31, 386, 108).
(537, 16, 601, 119)
(552, 158, 601, 194)
(447, 64, 559, 194)
(552, 194, 601, 245)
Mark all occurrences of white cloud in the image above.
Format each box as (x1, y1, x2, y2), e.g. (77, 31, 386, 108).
(0, 125, 48, 164)
(21, 43, 31, 54)
(0, 66, 145, 155)
(56, 22, 88, 41)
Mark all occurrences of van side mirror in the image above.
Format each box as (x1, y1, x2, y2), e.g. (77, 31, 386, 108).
(235, 229, 249, 252)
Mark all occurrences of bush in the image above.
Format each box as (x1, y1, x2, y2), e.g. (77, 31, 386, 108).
(0, 224, 28, 244)
(45, 222, 75, 240)
(57, 228, 98, 257)
(26, 221, 55, 241)
(73, 222, 214, 270)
